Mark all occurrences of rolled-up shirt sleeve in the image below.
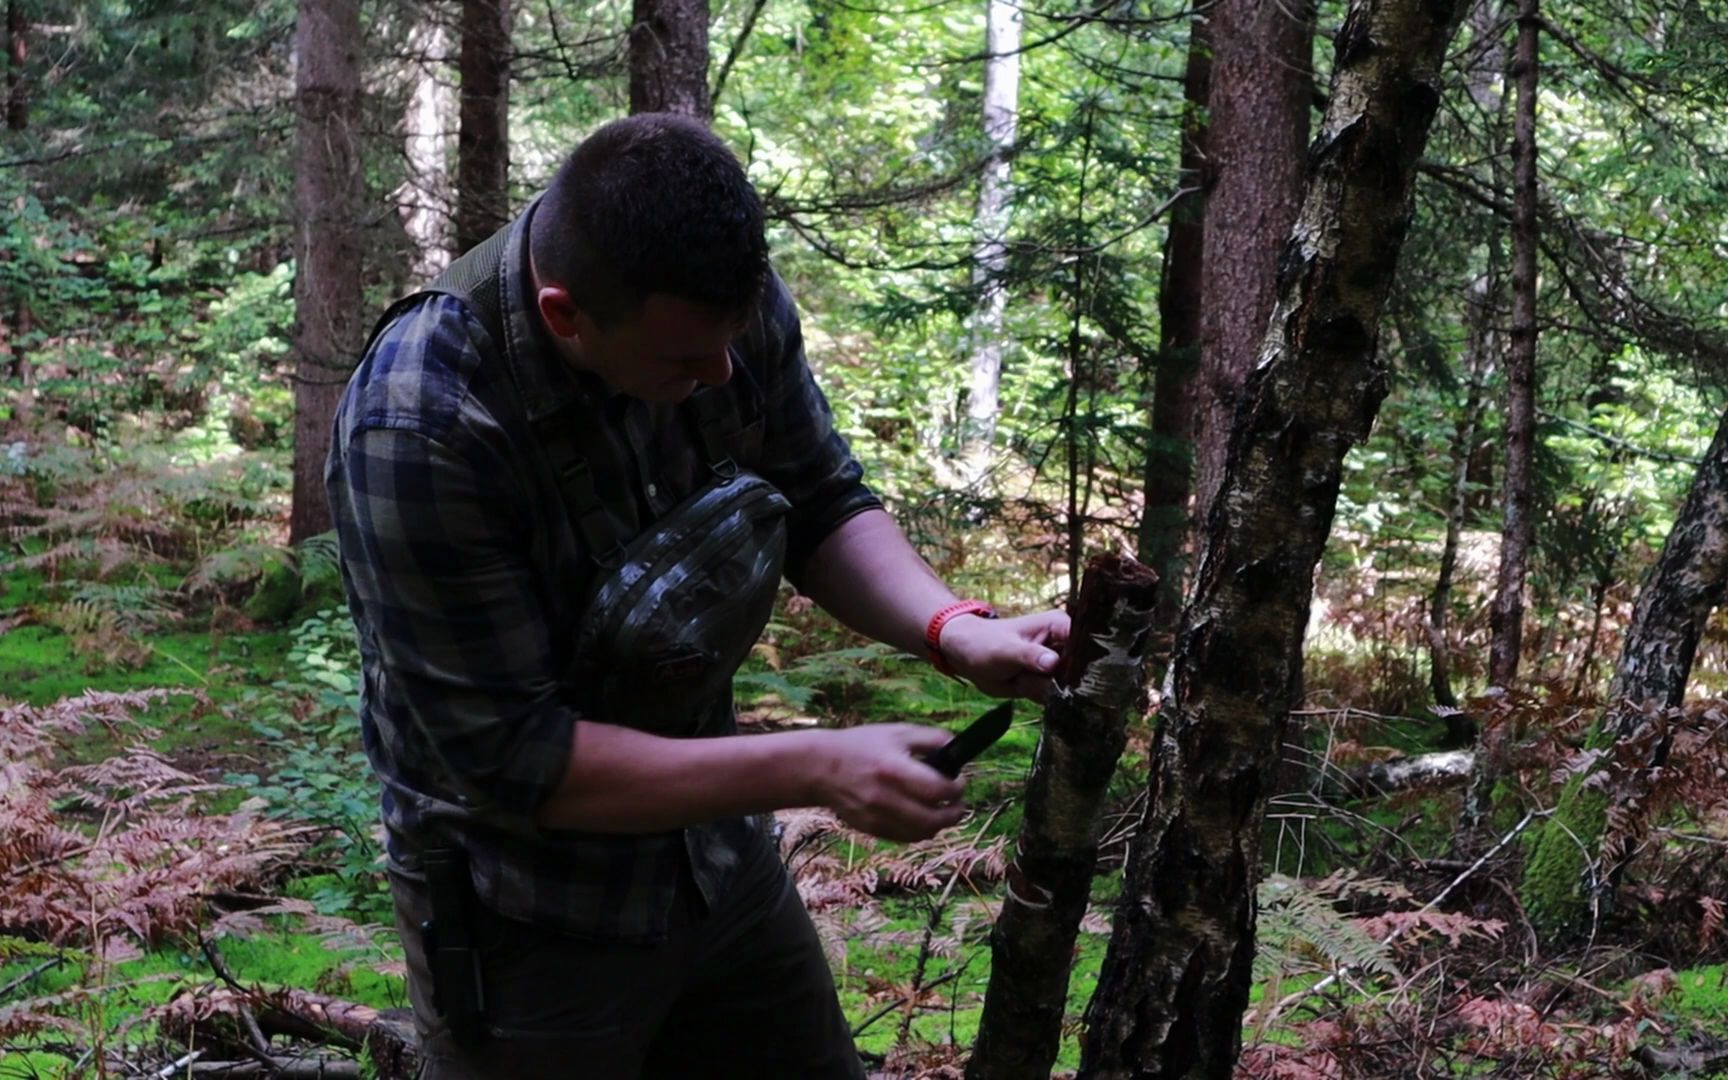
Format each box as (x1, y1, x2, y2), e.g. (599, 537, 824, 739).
(333, 421, 574, 832)
(751, 273, 883, 577)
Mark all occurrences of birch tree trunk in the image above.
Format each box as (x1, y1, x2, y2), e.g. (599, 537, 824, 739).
(628, 0, 711, 119)
(401, 8, 455, 283)
(959, 0, 1022, 485)
(1137, 13, 1211, 649)
(290, 0, 364, 544)
(1079, 1, 1469, 1073)
(967, 555, 1159, 1080)
(1191, 0, 1314, 521)
(1488, 0, 1540, 687)
(1607, 416, 1728, 715)
(456, 0, 509, 254)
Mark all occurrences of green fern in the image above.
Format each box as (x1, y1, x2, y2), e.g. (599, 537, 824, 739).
(1255, 873, 1398, 983)
(733, 669, 822, 709)
(296, 530, 343, 592)
(68, 582, 181, 632)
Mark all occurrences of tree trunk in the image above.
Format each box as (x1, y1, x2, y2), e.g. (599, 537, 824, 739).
(628, 0, 710, 119)
(5, 0, 25, 131)
(967, 555, 1159, 1080)
(1605, 412, 1728, 714)
(456, 0, 510, 254)
(1521, 404, 1728, 937)
(1488, 0, 1539, 687)
(1429, 271, 1494, 716)
(290, 0, 364, 544)
(401, 8, 455, 283)
(959, 0, 1022, 485)
(1078, 1, 1468, 1074)
(1137, 13, 1211, 656)
(1190, 0, 1314, 522)
(4, 0, 30, 429)
(5, 297, 32, 429)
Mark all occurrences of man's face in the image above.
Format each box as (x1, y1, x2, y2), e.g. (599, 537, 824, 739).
(574, 294, 742, 406)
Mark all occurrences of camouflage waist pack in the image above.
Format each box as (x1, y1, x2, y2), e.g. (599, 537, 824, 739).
(574, 463, 789, 736)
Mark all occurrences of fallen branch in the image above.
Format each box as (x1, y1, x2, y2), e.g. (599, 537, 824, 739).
(0, 958, 62, 1001)
(1323, 749, 1476, 802)
(188, 1057, 362, 1079)
(161, 986, 419, 1080)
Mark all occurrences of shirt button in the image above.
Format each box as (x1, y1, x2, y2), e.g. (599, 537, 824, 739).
(647, 483, 658, 498)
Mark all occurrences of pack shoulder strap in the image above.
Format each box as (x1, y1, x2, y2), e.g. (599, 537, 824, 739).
(360, 223, 512, 358)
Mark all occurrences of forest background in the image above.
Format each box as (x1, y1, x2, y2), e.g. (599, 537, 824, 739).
(5, 0, 1728, 1077)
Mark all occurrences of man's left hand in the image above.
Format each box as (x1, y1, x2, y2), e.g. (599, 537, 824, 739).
(937, 609, 1071, 702)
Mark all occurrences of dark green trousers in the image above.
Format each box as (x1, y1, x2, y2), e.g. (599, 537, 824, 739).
(392, 832, 865, 1079)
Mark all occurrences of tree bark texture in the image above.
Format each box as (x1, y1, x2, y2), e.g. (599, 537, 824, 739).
(1191, 0, 1314, 522)
(1488, 0, 1539, 688)
(401, 10, 455, 283)
(967, 554, 1160, 1080)
(1078, 1, 1468, 1075)
(1137, 13, 1211, 651)
(290, 0, 364, 543)
(456, 0, 510, 254)
(960, 0, 1022, 482)
(629, 0, 711, 119)
(1606, 409, 1728, 719)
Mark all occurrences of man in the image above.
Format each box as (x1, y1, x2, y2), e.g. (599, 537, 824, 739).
(326, 113, 1068, 1078)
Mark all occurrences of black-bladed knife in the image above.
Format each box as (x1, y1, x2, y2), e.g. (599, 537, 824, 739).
(920, 701, 1015, 778)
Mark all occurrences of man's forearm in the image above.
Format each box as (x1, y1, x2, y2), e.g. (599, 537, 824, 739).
(534, 720, 828, 832)
(797, 508, 958, 656)
(534, 717, 967, 840)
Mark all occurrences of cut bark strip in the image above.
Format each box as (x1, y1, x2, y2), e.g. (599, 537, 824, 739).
(967, 553, 1159, 1080)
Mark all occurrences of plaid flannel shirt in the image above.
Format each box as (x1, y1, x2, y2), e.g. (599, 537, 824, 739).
(325, 202, 879, 941)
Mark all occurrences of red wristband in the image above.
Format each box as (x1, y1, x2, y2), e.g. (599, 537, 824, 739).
(925, 600, 997, 677)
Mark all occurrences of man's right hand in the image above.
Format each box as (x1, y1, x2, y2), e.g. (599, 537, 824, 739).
(812, 724, 968, 843)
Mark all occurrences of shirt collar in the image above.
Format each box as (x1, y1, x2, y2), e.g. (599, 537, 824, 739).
(499, 194, 615, 422)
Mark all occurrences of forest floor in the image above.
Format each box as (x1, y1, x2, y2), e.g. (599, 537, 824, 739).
(5, 466, 1728, 1077)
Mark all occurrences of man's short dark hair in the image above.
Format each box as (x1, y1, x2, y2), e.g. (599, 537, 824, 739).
(530, 114, 769, 327)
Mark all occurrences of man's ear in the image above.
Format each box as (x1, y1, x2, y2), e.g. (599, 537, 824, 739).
(536, 284, 590, 342)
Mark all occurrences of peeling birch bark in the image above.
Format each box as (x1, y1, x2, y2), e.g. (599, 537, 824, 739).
(967, 554, 1159, 1080)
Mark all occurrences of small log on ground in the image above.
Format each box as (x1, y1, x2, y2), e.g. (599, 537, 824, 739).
(1323, 749, 1474, 801)
(188, 1057, 363, 1079)
(967, 554, 1160, 1080)
(161, 986, 419, 1080)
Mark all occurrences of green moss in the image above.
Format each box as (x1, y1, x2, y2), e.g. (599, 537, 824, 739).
(244, 559, 303, 625)
(1668, 965, 1728, 1030)
(1519, 775, 1608, 940)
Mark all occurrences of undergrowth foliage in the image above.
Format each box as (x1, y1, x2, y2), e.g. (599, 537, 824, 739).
(779, 806, 1011, 963)
(0, 689, 307, 955)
